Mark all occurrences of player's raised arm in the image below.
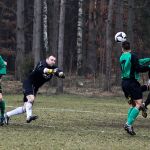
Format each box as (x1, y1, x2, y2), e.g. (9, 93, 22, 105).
(53, 68, 65, 78)
(139, 58, 150, 65)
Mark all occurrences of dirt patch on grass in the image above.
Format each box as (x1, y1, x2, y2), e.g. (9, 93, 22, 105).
(2, 75, 124, 97)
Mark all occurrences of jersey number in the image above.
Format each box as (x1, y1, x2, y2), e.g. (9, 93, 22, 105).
(121, 60, 126, 71)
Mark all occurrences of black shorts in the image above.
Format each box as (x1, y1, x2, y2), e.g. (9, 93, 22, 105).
(23, 79, 38, 102)
(122, 79, 142, 101)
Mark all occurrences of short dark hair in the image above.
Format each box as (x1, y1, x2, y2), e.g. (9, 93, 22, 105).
(122, 41, 130, 50)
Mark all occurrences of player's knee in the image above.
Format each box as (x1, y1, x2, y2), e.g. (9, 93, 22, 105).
(0, 93, 2, 101)
(26, 95, 35, 103)
(131, 101, 136, 107)
(22, 105, 26, 112)
(134, 99, 142, 109)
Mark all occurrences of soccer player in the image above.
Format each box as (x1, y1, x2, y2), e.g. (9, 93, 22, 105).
(0, 55, 7, 125)
(142, 71, 150, 109)
(144, 92, 150, 109)
(5, 55, 65, 124)
(120, 41, 150, 135)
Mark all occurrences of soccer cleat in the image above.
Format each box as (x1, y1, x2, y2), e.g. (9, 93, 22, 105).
(0, 116, 4, 126)
(147, 79, 150, 88)
(124, 124, 136, 135)
(131, 126, 136, 135)
(142, 110, 147, 118)
(26, 115, 38, 123)
(4, 114, 10, 125)
(141, 103, 148, 118)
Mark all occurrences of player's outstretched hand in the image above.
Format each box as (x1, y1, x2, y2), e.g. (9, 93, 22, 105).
(44, 68, 53, 74)
(59, 72, 65, 78)
(53, 68, 59, 73)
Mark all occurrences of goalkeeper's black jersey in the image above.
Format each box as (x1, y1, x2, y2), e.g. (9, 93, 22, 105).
(27, 60, 58, 89)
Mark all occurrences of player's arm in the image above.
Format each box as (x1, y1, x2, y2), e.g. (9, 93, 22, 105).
(43, 68, 54, 74)
(34, 61, 47, 74)
(132, 54, 150, 73)
(139, 58, 150, 65)
(139, 58, 150, 79)
(0, 56, 7, 75)
(53, 68, 65, 78)
(0, 56, 6, 67)
(43, 67, 65, 78)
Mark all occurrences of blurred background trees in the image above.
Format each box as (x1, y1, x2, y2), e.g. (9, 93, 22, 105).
(0, 0, 150, 92)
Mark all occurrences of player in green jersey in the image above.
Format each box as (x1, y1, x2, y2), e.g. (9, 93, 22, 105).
(120, 41, 150, 135)
(0, 55, 7, 125)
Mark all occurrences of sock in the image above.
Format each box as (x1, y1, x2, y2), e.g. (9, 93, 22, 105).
(127, 107, 134, 120)
(7, 107, 25, 117)
(0, 100, 5, 117)
(127, 107, 139, 126)
(25, 102, 32, 119)
(145, 93, 150, 107)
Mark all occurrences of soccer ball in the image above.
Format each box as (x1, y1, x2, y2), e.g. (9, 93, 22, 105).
(115, 32, 127, 43)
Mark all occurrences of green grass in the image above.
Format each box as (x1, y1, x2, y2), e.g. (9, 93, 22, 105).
(0, 94, 150, 150)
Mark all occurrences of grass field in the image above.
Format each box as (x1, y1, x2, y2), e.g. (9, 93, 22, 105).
(0, 94, 150, 150)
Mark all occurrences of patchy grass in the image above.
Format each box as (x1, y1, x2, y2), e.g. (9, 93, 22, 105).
(0, 94, 150, 150)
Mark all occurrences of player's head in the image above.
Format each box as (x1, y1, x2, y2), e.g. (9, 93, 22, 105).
(46, 55, 56, 66)
(122, 41, 130, 52)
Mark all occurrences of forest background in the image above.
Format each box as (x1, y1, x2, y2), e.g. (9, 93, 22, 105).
(0, 0, 150, 95)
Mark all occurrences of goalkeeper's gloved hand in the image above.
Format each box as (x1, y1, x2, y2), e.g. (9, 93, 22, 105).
(44, 68, 54, 74)
(44, 68, 65, 78)
(53, 68, 59, 73)
(53, 68, 65, 78)
(58, 72, 65, 78)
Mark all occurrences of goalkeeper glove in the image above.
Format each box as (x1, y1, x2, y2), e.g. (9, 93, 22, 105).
(53, 68, 59, 73)
(44, 68, 54, 74)
(59, 72, 65, 78)
(53, 68, 65, 78)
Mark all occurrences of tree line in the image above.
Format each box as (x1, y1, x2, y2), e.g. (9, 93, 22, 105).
(0, 0, 150, 92)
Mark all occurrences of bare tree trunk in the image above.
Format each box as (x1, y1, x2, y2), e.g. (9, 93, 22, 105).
(47, 0, 59, 57)
(87, 0, 97, 76)
(77, 0, 84, 75)
(82, 0, 89, 75)
(114, 0, 123, 85)
(47, 0, 53, 55)
(15, 0, 25, 81)
(43, 0, 48, 53)
(57, 0, 66, 93)
(127, 0, 134, 49)
(32, 0, 42, 67)
(52, 0, 60, 57)
(104, 0, 114, 91)
(98, 0, 107, 89)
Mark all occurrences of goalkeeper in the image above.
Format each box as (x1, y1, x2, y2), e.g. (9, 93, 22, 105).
(0, 55, 7, 125)
(5, 55, 65, 124)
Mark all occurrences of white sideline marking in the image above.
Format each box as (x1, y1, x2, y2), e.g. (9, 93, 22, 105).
(7, 105, 146, 117)
(7, 105, 127, 116)
(7, 105, 14, 108)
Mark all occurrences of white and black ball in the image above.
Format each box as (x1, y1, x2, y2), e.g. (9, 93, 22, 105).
(115, 32, 127, 43)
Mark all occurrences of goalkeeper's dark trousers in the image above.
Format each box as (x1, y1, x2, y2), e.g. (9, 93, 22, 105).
(145, 93, 150, 107)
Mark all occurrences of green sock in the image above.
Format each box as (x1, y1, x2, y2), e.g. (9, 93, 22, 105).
(127, 107, 139, 126)
(0, 100, 5, 117)
(127, 107, 134, 120)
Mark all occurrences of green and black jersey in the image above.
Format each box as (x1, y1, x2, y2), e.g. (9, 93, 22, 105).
(120, 52, 150, 80)
(0, 55, 6, 75)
